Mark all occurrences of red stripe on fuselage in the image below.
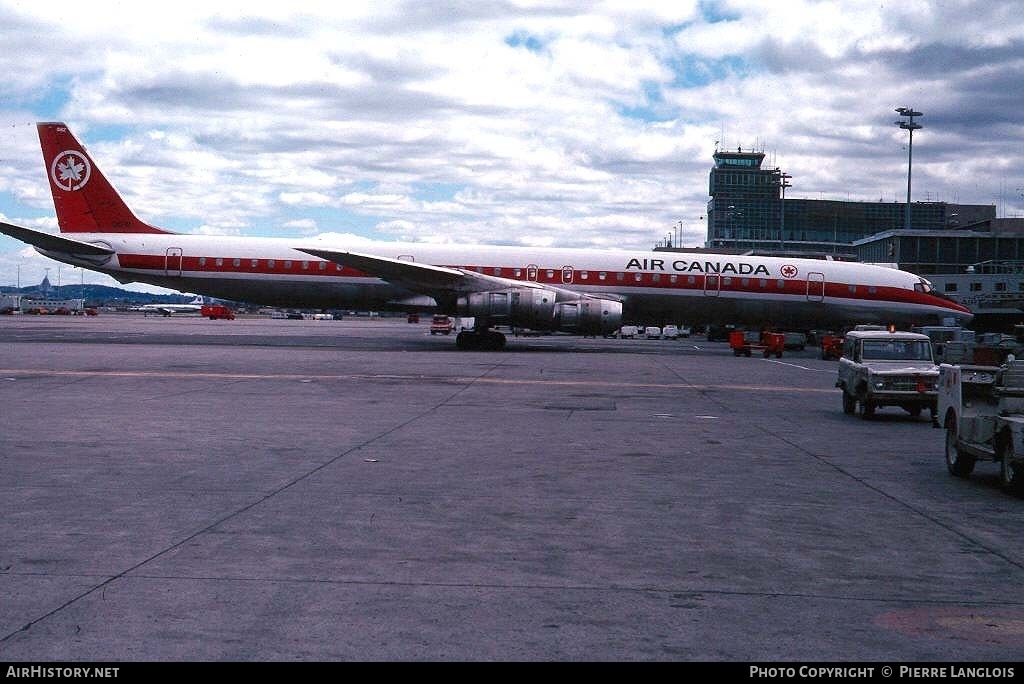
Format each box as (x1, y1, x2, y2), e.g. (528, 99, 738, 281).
(113, 252, 969, 316)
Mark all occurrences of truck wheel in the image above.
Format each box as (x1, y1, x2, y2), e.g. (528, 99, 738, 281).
(842, 391, 856, 415)
(945, 417, 975, 477)
(858, 398, 875, 419)
(1000, 442, 1023, 495)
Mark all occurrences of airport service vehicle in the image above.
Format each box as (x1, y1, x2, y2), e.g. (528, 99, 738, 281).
(938, 362, 1024, 494)
(430, 315, 455, 335)
(0, 123, 972, 351)
(201, 304, 235, 320)
(836, 330, 938, 420)
(729, 330, 784, 358)
(782, 332, 807, 350)
(662, 324, 680, 340)
(820, 335, 844, 360)
(645, 326, 662, 339)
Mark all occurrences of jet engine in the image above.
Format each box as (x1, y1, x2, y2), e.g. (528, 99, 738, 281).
(456, 287, 621, 335)
(554, 297, 622, 335)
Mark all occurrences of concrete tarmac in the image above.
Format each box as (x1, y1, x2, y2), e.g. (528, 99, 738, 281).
(1, 315, 1022, 661)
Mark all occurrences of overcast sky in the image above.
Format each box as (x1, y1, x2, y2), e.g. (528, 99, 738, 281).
(1, 0, 1022, 291)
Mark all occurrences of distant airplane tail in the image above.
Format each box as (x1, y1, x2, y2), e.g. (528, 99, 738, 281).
(37, 122, 171, 234)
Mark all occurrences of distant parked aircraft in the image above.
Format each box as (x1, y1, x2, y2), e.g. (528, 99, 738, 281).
(132, 296, 205, 316)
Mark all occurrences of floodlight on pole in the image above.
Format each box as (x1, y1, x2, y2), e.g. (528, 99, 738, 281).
(895, 107, 923, 231)
(777, 170, 792, 250)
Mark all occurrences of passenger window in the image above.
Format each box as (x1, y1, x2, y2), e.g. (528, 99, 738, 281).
(233, 259, 240, 267)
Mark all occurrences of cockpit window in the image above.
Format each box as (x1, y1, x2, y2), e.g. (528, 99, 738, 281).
(914, 278, 933, 294)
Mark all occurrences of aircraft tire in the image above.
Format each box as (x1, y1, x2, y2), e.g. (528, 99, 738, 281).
(456, 330, 505, 351)
(456, 331, 475, 350)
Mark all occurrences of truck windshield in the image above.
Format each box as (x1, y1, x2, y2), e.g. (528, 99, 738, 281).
(861, 340, 933, 361)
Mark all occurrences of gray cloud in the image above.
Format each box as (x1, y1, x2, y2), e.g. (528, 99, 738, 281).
(0, 2, 1022, 290)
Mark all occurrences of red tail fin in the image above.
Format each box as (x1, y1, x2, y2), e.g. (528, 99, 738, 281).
(37, 122, 170, 234)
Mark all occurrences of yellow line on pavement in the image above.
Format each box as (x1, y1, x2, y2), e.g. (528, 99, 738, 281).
(0, 368, 836, 393)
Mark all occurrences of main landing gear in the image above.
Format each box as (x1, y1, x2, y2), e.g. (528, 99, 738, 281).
(456, 329, 506, 351)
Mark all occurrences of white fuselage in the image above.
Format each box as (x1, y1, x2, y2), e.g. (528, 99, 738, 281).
(41, 232, 972, 329)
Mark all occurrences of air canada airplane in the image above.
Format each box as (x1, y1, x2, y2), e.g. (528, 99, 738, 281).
(0, 122, 971, 349)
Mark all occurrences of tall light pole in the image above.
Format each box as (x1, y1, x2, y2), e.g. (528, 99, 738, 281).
(777, 170, 791, 250)
(895, 107, 922, 231)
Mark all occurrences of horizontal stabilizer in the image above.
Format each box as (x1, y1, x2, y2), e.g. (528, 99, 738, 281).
(0, 221, 115, 256)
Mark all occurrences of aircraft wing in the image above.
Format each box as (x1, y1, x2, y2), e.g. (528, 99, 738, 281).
(0, 221, 115, 257)
(298, 247, 557, 294)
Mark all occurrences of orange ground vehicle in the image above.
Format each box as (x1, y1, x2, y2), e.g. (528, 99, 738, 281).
(820, 335, 844, 360)
(729, 330, 784, 358)
(430, 315, 455, 335)
(201, 304, 236, 320)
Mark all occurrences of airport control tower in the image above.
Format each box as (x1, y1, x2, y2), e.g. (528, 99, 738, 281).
(705, 147, 784, 252)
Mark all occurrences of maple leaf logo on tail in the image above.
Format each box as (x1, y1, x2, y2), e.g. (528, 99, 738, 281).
(50, 150, 91, 191)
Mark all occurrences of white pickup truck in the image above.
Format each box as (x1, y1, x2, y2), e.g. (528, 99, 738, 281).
(836, 330, 939, 420)
(938, 361, 1024, 494)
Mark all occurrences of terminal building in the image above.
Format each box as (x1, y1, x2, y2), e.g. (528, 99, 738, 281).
(704, 148, 995, 257)
(698, 146, 1024, 326)
(853, 219, 1024, 324)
